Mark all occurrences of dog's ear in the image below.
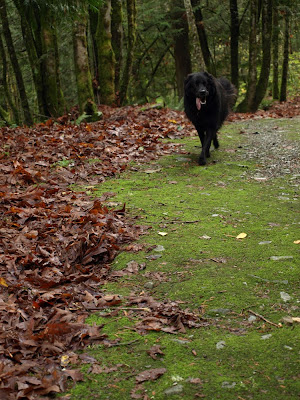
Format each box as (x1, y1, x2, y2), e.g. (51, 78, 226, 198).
(184, 73, 194, 87)
(204, 72, 216, 96)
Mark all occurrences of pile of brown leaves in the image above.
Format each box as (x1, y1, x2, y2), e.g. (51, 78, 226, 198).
(0, 106, 196, 399)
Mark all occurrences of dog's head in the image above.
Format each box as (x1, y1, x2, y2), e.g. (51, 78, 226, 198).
(184, 72, 214, 111)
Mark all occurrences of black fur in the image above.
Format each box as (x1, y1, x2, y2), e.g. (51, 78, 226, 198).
(184, 71, 237, 165)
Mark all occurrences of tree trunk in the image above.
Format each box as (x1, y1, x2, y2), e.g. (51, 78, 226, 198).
(0, 0, 33, 125)
(119, 0, 136, 105)
(236, 0, 258, 112)
(279, 10, 289, 102)
(190, 0, 214, 74)
(172, 0, 192, 100)
(230, 0, 239, 91)
(0, 33, 19, 124)
(39, 9, 64, 117)
(111, 0, 123, 92)
(272, 0, 279, 99)
(96, 0, 116, 105)
(13, 0, 46, 118)
(73, 4, 97, 114)
(249, 0, 273, 112)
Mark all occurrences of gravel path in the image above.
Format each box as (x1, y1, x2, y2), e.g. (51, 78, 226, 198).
(236, 117, 300, 180)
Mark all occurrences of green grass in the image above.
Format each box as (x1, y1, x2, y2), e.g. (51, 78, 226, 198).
(65, 118, 299, 400)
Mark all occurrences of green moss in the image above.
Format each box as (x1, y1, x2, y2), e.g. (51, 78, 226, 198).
(65, 118, 299, 399)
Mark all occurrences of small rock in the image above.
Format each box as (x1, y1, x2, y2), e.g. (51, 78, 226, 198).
(282, 316, 294, 325)
(216, 341, 226, 349)
(164, 384, 183, 395)
(200, 235, 211, 240)
(261, 334, 272, 340)
(221, 381, 236, 389)
(171, 339, 190, 345)
(259, 241, 272, 245)
(146, 254, 162, 260)
(144, 281, 154, 289)
(280, 292, 292, 302)
(154, 245, 165, 252)
(248, 315, 257, 323)
(270, 256, 293, 261)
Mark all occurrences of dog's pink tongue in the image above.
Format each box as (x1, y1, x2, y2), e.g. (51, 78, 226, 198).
(196, 98, 201, 110)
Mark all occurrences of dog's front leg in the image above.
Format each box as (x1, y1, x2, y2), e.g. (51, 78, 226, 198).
(198, 130, 213, 165)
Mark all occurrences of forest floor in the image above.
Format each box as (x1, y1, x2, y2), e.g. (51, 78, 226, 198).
(0, 100, 299, 399)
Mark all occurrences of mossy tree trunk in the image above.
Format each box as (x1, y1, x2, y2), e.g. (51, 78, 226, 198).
(190, 0, 214, 74)
(172, 0, 192, 100)
(272, 0, 279, 100)
(13, 0, 46, 118)
(249, 0, 273, 112)
(96, 0, 116, 105)
(236, 0, 258, 112)
(0, 33, 19, 124)
(73, 3, 97, 114)
(39, 8, 64, 117)
(279, 10, 289, 102)
(111, 0, 123, 93)
(119, 0, 136, 105)
(230, 0, 239, 91)
(0, 0, 33, 125)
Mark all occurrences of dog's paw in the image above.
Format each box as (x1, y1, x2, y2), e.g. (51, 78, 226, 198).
(198, 157, 207, 166)
(213, 138, 219, 149)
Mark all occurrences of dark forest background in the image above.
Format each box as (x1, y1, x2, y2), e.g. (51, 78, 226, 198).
(0, 0, 299, 126)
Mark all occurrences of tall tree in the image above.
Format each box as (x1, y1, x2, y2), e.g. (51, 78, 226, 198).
(111, 0, 123, 93)
(279, 8, 289, 102)
(230, 0, 239, 91)
(190, 0, 214, 73)
(119, 0, 137, 105)
(272, 0, 279, 99)
(0, 0, 33, 125)
(0, 33, 19, 124)
(236, 0, 259, 112)
(39, 7, 65, 116)
(171, 0, 192, 100)
(72, 3, 97, 114)
(249, 0, 273, 111)
(96, 0, 115, 105)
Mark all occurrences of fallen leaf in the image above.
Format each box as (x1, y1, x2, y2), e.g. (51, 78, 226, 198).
(136, 368, 167, 383)
(236, 232, 247, 239)
(0, 277, 8, 287)
(293, 240, 300, 244)
(158, 232, 168, 236)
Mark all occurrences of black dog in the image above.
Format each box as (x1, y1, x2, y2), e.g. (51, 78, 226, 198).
(184, 71, 237, 165)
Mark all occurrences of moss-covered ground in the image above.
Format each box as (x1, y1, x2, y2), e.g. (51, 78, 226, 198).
(65, 118, 299, 400)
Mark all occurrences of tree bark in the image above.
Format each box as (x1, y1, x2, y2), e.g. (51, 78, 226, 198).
(119, 0, 136, 105)
(249, 0, 273, 112)
(0, 0, 33, 125)
(39, 8, 64, 117)
(190, 0, 214, 74)
(172, 0, 192, 100)
(272, 0, 279, 99)
(73, 4, 97, 114)
(111, 0, 123, 92)
(13, 0, 46, 118)
(0, 33, 19, 124)
(230, 0, 239, 91)
(236, 0, 258, 112)
(279, 10, 289, 102)
(96, 0, 116, 105)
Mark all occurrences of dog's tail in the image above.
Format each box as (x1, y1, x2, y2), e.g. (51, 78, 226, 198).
(219, 77, 237, 108)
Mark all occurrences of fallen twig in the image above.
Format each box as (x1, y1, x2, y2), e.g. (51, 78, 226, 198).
(248, 309, 280, 327)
